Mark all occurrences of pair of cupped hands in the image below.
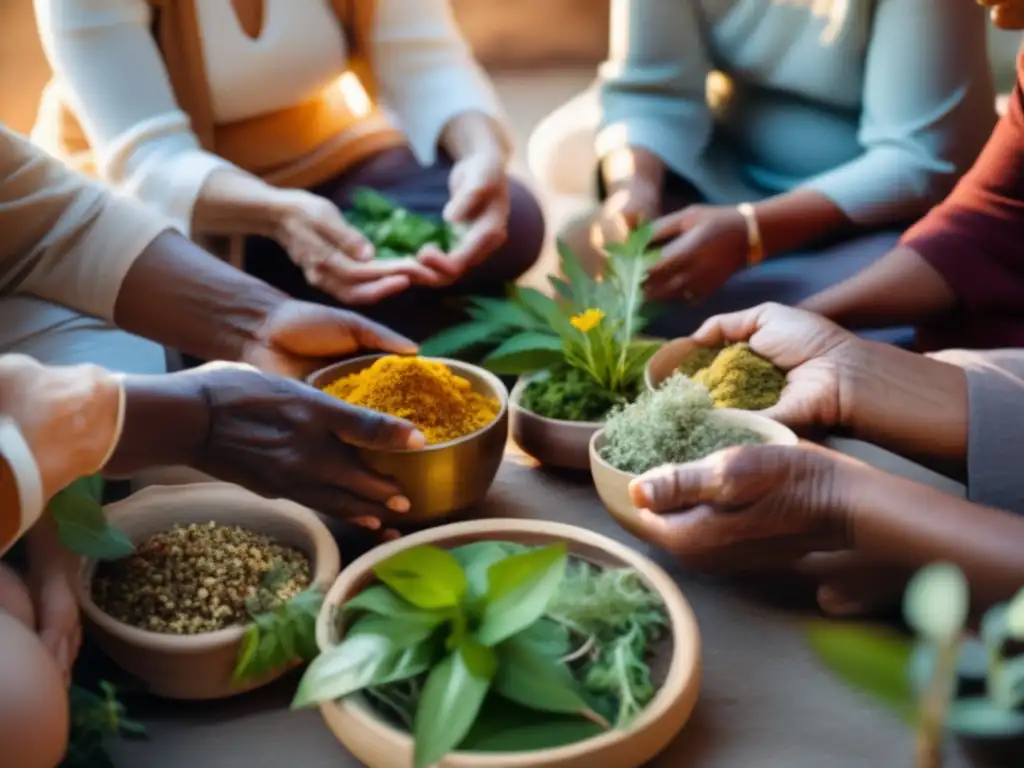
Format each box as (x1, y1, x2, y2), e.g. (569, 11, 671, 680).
(274, 153, 509, 304)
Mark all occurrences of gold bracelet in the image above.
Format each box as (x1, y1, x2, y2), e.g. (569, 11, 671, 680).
(737, 202, 765, 267)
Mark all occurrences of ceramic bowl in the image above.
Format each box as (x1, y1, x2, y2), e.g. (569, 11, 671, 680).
(643, 337, 704, 391)
(589, 410, 799, 537)
(308, 355, 509, 520)
(75, 483, 341, 700)
(509, 375, 602, 471)
(315, 518, 701, 768)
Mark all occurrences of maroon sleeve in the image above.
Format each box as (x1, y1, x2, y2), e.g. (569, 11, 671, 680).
(901, 55, 1024, 314)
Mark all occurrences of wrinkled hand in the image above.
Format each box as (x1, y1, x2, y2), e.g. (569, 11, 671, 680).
(273, 189, 438, 304)
(690, 303, 861, 433)
(241, 300, 418, 379)
(0, 355, 122, 499)
(625, 443, 853, 572)
(176, 365, 425, 522)
(978, 0, 1024, 28)
(420, 152, 509, 283)
(646, 204, 750, 303)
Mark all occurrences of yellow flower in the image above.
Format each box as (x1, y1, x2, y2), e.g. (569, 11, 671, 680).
(570, 308, 605, 333)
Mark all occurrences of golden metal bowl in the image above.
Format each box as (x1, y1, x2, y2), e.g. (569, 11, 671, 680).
(307, 355, 509, 521)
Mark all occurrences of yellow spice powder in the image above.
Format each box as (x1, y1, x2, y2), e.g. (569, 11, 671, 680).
(323, 356, 499, 445)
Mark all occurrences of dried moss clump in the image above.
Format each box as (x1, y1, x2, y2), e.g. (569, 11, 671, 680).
(685, 343, 787, 410)
(600, 373, 764, 474)
(93, 522, 311, 635)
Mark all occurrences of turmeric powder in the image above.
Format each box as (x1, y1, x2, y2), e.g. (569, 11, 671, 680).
(322, 356, 499, 445)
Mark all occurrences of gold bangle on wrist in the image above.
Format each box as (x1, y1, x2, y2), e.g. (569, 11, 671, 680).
(736, 202, 765, 267)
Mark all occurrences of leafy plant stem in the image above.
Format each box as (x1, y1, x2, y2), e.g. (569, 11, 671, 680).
(916, 636, 961, 768)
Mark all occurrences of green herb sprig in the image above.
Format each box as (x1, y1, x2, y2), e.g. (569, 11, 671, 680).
(232, 583, 323, 686)
(63, 681, 147, 768)
(50, 476, 133, 560)
(420, 225, 662, 402)
(347, 188, 465, 259)
(292, 542, 610, 768)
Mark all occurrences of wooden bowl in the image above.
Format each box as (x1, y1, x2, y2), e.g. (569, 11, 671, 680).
(315, 518, 701, 768)
(590, 410, 799, 536)
(643, 337, 703, 391)
(75, 483, 341, 700)
(509, 376, 602, 471)
(308, 355, 508, 520)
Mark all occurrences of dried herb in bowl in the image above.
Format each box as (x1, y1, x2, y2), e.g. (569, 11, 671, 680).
(519, 364, 631, 423)
(92, 522, 311, 635)
(679, 343, 786, 411)
(601, 372, 765, 474)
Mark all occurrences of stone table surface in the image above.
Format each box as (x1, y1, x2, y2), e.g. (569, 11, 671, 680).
(105, 449, 971, 768)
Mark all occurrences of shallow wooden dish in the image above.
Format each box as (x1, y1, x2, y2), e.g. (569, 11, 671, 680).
(509, 376, 602, 471)
(315, 518, 701, 768)
(75, 483, 341, 700)
(590, 410, 799, 536)
(308, 355, 509, 520)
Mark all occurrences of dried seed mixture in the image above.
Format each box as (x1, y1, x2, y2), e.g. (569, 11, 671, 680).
(92, 522, 311, 635)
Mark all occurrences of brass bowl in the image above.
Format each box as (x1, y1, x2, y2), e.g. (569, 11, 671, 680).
(307, 355, 509, 520)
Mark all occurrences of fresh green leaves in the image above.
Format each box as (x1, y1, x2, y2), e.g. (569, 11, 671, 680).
(477, 544, 567, 645)
(414, 641, 497, 768)
(64, 681, 147, 768)
(347, 188, 464, 258)
(805, 622, 916, 720)
(419, 229, 662, 406)
(232, 588, 323, 685)
(293, 542, 636, 766)
(50, 476, 134, 560)
(374, 546, 467, 609)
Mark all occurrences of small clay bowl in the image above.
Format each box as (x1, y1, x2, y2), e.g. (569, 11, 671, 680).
(509, 375, 602, 471)
(589, 410, 799, 537)
(643, 337, 704, 391)
(308, 355, 509, 520)
(315, 518, 701, 768)
(75, 483, 341, 700)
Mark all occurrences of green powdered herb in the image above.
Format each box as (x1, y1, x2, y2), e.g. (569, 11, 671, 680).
(676, 345, 721, 378)
(347, 188, 465, 258)
(519, 365, 635, 422)
(600, 373, 765, 474)
(684, 343, 787, 411)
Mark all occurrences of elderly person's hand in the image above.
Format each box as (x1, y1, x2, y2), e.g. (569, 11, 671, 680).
(625, 443, 854, 572)
(418, 150, 510, 283)
(239, 300, 419, 379)
(689, 302, 969, 467)
(110, 363, 425, 524)
(979, 0, 1024, 28)
(645, 204, 753, 304)
(688, 303, 860, 431)
(271, 188, 441, 304)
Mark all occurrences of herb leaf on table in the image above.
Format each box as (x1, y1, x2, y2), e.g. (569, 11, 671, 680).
(63, 681, 147, 768)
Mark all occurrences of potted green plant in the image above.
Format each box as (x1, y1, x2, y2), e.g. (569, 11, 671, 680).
(807, 563, 1024, 767)
(293, 518, 701, 768)
(420, 227, 662, 470)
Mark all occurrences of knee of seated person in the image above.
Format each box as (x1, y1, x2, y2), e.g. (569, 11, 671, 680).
(526, 94, 600, 197)
(0, 611, 69, 768)
(0, 563, 35, 629)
